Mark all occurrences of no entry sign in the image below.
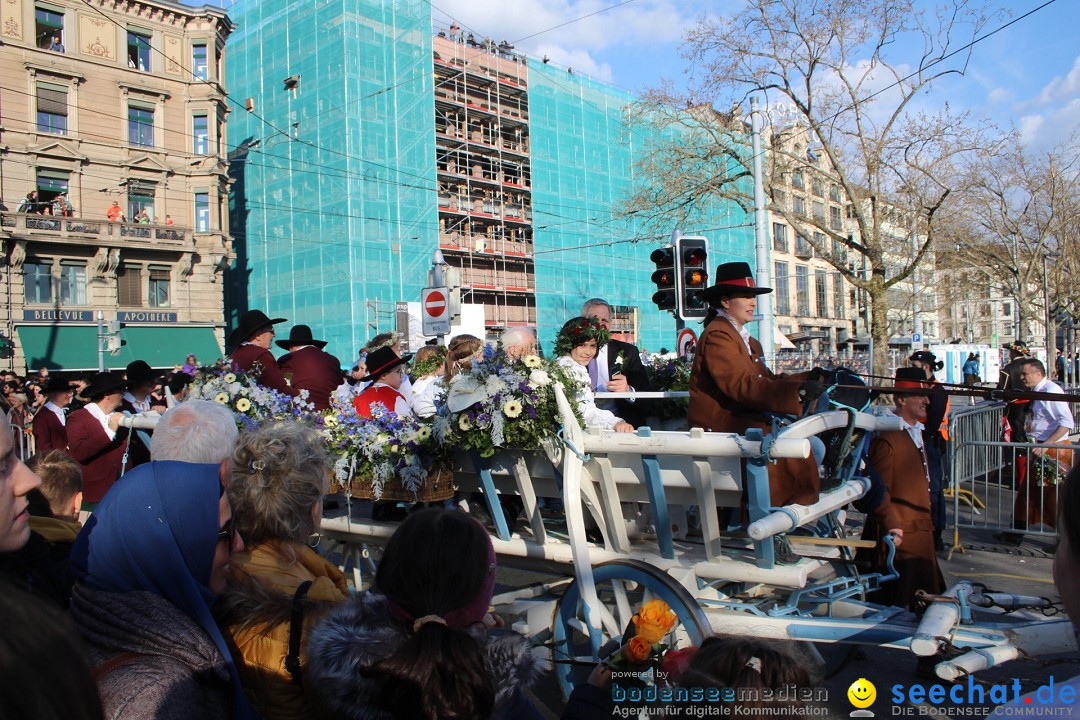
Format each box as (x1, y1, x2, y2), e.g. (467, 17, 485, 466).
(421, 286, 451, 336)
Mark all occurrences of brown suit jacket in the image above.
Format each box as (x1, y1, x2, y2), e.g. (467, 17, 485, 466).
(31, 407, 67, 453)
(863, 428, 945, 609)
(688, 317, 818, 506)
(279, 346, 343, 411)
(230, 344, 298, 397)
(66, 408, 132, 503)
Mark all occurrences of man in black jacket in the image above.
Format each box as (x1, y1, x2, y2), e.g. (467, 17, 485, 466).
(581, 298, 652, 428)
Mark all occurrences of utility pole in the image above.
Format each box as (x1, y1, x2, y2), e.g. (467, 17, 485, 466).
(750, 96, 774, 365)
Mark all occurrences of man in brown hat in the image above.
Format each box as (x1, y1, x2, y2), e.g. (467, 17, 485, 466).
(228, 310, 298, 397)
(277, 325, 343, 411)
(66, 372, 135, 510)
(31, 377, 74, 453)
(859, 367, 945, 609)
(688, 261, 826, 564)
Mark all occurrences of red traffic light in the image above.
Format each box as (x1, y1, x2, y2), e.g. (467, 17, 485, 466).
(683, 247, 707, 267)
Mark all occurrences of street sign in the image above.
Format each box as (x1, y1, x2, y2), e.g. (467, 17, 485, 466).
(913, 333, 922, 343)
(421, 286, 451, 336)
(677, 328, 697, 358)
(912, 332, 923, 350)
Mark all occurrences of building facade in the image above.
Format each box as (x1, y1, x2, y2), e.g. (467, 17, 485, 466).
(0, 0, 233, 372)
(223, 0, 753, 361)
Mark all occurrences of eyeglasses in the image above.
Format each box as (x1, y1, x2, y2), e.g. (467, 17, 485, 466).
(217, 518, 236, 547)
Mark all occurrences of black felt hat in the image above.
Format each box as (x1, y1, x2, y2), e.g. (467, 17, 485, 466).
(909, 350, 943, 372)
(126, 360, 163, 387)
(700, 261, 772, 301)
(360, 346, 413, 383)
(894, 366, 928, 389)
(276, 324, 327, 350)
(228, 310, 287, 348)
(82, 371, 127, 401)
(42, 376, 75, 394)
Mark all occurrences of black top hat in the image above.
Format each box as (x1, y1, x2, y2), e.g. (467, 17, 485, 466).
(700, 261, 772, 301)
(42, 376, 74, 394)
(276, 324, 327, 350)
(126, 360, 163, 387)
(909, 350, 944, 372)
(360, 346, 413, 383)
(228, 310, 287, 348)
(894, 366, 929, 389)
(82, 371, 126, 401)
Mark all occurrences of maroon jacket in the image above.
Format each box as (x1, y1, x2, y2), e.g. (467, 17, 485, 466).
(229, 344, 298, 397)
(31, 406, 67, 453)
(279, 346, 343, 411)
(66, 408, 132, 503)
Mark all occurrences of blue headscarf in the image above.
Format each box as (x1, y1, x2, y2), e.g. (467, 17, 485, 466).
(71, 461, 259, 720)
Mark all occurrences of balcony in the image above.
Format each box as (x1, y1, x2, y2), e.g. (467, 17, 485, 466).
(794, 240, 814, 259)
(439, 232, 532, 257)
(1, 212, 195, 251)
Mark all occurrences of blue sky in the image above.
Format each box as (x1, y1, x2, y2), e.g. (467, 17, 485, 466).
(431, 0, 1079, 150)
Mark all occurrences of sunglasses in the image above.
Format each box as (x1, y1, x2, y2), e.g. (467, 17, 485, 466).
(217, 518, 236, 547)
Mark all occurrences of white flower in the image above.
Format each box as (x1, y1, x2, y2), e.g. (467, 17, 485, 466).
(523, 354, 543, 368)
(223, 373, 236, 383)
(529, 369, 551, 387)
(416, 426, 432, 441)
(376, 433, 389, 445)
(485, 375, 506, 395)
(459, 415, 473, 431)
(324, 414, 339, 428)
(214, 392, 229, 404)
(447, 376, 486, 413)
(235, 398, 251, 412)
(503, 399, 523, 418)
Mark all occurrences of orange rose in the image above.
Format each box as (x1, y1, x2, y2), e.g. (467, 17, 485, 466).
(633, 600, 677, 643)
(625, 635, 653, 664)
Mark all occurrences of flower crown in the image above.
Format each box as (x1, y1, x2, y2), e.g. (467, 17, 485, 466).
(554, 316, 610, 357)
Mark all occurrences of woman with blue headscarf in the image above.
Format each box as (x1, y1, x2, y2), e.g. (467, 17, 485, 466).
(68, 461, 259, 720)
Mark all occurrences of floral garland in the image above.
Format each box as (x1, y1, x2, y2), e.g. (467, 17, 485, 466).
(553, 316, 610, 358)
(188, 365, 309, 430)
(411, 345, 448, 380)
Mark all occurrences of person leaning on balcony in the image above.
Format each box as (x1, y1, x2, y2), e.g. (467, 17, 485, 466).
(228, 311, 299, 398)
(106, 201, 122, 222)
(45, 34, 65, 53)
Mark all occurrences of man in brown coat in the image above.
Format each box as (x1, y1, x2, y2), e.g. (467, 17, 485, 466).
(65, 372, 133, 509)
(861, 367, 946, 610)
(227, 310, 298, 398)
(689, 261, 823, 508)
(31, 377, 74, 453)
(277, 325, 343, 411)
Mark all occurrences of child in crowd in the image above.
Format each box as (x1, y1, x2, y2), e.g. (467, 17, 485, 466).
(554, 317, 633, 432)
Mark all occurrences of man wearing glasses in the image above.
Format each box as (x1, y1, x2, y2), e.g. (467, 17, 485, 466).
(227, 310, 299, 397)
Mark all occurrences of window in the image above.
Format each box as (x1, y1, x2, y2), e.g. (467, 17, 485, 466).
(792, 171, 804, 190)
(772, 222, 788, 252)
(36, 169, 68, 204)
(774, 262, 790, 315)
(36, 83, 67, 134)
(35, 6, 63, 50)
(796, 265, 810, 316)
(829, 184, 841, 202)
(795, 234, 813, 258)
(59, 261, 86, 305)
(117, 265, 142, 306)
(793, 196, 805, 216)
(193, 114, 209, 154)
(772, 189, 786, 208)
(128, 104, 154, 147)
(24, 261, 53, 304)
(816, 269, 828, 317)
(127, 180, 155, 221)
(812, 200, 826, 221)
(830, 205, 842, 231)
(127, 30, 152, 71)
(811, 177, 824, 197)
(1003, 302, 1012, 317)
(833, 273, 845, 319)
(192, 42, 208, 80)
(194, 191, 210, 231)
(148, 266, 170, 307)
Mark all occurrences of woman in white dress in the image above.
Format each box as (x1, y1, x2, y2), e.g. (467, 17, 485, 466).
(554, 317, 633, 433)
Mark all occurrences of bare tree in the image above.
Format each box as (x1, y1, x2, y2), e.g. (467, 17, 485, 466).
(624, 0, 997, 369)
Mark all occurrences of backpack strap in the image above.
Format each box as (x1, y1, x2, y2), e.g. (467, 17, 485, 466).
(284, 580, 314, 685)
(93, 651, 146, 682)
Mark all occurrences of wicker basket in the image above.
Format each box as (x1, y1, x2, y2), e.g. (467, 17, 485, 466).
(349, 467, 455, 503)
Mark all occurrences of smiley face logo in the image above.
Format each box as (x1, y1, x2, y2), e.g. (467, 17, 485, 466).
(848, 678, 876, 709)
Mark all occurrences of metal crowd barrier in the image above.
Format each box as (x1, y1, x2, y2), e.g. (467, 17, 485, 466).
(11, 425, 35, 461)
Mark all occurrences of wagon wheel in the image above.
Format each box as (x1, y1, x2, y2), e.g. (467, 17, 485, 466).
(551, 558, 712, 698)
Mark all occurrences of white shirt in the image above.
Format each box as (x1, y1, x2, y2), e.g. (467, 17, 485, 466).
(86, 402, 117, 441)
(557, 356, 622, 430)
(718, 310, 753, 354)
(411, 377, 444, 418)
(123, 391, 151, 413)
(44, 401, 66, 427)
(1027, 377, 1074, 443)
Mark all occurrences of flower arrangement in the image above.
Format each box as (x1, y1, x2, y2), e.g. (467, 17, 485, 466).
(553, 316, 610, 357)
(324, 384, 452, 501)
(607, 599, 680, 669)
(188, 365, 306, 430)
(1030, 452, 1068, 488)
(643, 353, 693, 420)
(440, 348, 584, 458)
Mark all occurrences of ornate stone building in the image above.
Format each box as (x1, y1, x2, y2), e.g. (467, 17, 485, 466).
(0, 0, 233, 372)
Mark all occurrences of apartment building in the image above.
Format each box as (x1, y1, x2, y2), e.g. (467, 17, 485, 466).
(0, 0, 233, 372)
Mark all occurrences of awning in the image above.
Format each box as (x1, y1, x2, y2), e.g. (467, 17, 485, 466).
(17, 325, 221, 371)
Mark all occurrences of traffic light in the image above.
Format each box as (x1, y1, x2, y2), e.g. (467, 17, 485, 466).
(650, 246, 676, 311)
(676, 236, 709, 321)
(0, 334, 13, 360)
